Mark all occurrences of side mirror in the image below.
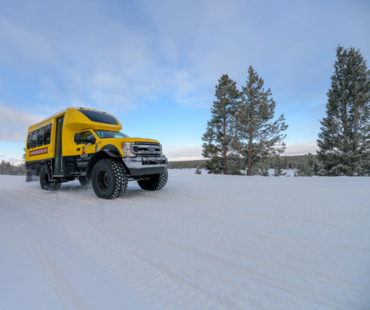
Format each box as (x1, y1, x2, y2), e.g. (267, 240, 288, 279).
(74, 133, 81, 144)
(87, 135, 96, 145)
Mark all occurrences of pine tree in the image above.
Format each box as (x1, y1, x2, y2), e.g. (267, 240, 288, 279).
(283, 157, 288, 170)
(233, 66, 288, 176)
(226, 154, 243, 175)
(294, 153, 318, 176)
(256, 160, 270, 176)
(202, 74, 240, 174)
(317, 46, 370, 176)
(273, 155, 287, 176)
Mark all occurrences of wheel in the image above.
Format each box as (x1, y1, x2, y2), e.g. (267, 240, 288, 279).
(79, 176, 91, 187)
(137, 169, 168, 191)
(91, 159, 127, 199)
(40, 166, 61, 191)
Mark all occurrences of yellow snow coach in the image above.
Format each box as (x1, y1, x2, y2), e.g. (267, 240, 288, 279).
(25, 107, 168, 199)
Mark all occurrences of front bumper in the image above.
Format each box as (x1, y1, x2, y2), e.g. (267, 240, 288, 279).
(123, 156, 167, 176)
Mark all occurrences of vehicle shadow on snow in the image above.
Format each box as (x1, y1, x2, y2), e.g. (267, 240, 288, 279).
(55, 181, 156, 199)
(51, 182, 93, 195)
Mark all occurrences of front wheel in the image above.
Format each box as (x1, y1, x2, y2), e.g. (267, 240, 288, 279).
(91, 159, 127, 199)
(40, 166, 61, 191)
(137, 169, 168, 191)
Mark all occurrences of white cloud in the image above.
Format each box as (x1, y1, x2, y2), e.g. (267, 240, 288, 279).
(165, 145, 203, 161)
(0, 16, 55, 66)
(0, 0, 369, 155)
(0, 1, 168, 110)
(171, 68, 213, 108)
(0, 103, 44, 141)
(164, 142, 318, 161)
(0, 153, 23, 165)
(92, 73, 128, 91)
(285, 143, 318, 156)
(2, 0, 367, 114)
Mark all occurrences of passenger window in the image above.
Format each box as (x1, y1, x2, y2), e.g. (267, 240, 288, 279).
(31, 130, 38, 148)
(37, 127, 45, 147)
(27, 132, 32, 149)
(44, 124, 52, 145)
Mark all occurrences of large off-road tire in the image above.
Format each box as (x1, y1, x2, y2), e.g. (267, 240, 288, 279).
(137, 169, 168, 191)
(79, 176, 91, 187)
(40, 166, 61, 191)
(91, 159, 127, 199)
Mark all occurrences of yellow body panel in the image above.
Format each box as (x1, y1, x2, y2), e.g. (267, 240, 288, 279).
(26, 107, 160, 162)
(26, 119, 55, 162)
(62, 108, 122, 156)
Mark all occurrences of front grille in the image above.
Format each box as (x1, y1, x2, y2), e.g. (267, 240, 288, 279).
(131, 143, 162, 156)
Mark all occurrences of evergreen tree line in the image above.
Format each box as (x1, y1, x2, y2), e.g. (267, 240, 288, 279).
(0, 160, 26, 175)
(202, 46, 370, 176)
(169, 154, 320, 176)
(168, 160, 207, 169)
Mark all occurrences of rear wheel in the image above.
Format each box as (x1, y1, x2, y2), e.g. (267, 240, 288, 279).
(40, 166, 61, 191)
(91, 159, 127, 199)
(137, 169, 168, 191)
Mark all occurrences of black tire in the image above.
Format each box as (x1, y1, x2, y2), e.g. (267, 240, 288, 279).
(79, 176, 91, 187)
(40, 166, 61, 191)
(91, 159, 127, 199)
(137, 169, 168, 191)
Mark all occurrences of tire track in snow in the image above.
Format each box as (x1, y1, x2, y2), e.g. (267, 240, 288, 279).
(25, 228, 89, 310)
(116, 179, 370, 309)
(99, 218, 354, 310)
(87, 181, 367, 309)
(10, 185, 230, 309)
(79, 216, 241, 309)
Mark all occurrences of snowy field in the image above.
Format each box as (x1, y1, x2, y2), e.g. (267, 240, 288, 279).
(0, 171, 369, 310)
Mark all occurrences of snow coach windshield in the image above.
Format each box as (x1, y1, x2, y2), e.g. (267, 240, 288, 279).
(95, 131, 129, 139)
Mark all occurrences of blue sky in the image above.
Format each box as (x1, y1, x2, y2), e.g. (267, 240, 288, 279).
(0, 0, 369, 163)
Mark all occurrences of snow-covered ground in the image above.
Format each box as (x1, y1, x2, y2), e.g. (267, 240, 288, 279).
(178, 168, 296, 177)
(0, 171, 369, 310)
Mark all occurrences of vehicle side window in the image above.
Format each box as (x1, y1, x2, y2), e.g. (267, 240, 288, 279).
(37, 127, 45, 147)
(81, 131, 95, 144)
(31, 129, 38, 148)
(27, 132, 32, 149)
(44, 124, 52, 145)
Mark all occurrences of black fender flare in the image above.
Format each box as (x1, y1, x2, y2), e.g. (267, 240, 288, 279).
(100, 144, 122, 158)
(86, 145, 124, 179)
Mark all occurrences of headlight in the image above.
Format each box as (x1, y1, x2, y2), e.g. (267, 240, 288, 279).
(121, 142, 136, 157)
